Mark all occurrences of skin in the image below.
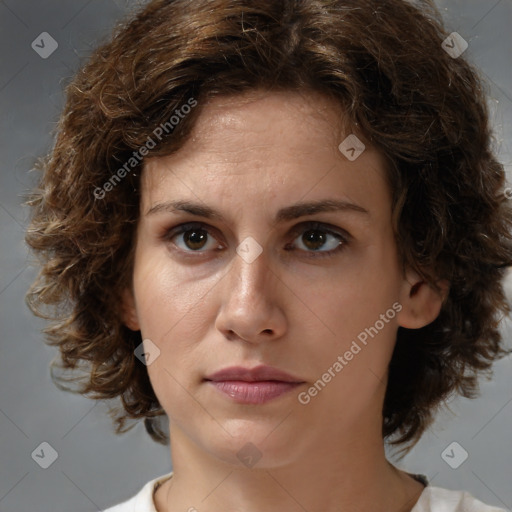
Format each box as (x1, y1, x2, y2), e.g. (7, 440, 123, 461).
(122, 89, 446, 512)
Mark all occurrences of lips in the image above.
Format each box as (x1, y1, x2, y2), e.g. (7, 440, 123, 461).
(205, 365, 303, 383)
(204, 365, 305, 404)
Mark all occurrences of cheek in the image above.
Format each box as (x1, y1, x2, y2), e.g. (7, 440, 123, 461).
(301, 251, 401, 380)
(132, 250, 219, 337)
(306, 291, 400, 415)
(316, 249, 400, 327)
(132, 254, 219, 385)
(145, 356, 200, 425)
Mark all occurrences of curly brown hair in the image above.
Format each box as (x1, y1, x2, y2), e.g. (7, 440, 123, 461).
(24, 0, 512, 457)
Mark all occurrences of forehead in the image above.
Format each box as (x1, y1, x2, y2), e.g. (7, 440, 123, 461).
(140, 90, 392, 221)
(187, 89, 347, 153)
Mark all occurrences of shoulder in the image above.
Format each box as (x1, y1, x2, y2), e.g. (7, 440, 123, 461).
(412, 485, 507, 512)
(101, 471, 174, 512)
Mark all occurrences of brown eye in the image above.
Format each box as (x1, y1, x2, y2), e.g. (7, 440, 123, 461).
(287, 222, 348, 258)
(165, 223, 221, 253)
(301, 230, 330, 251)
(182, 228, 209, 250)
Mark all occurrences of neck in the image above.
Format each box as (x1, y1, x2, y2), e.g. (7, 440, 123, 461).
(154, 419, 425, 512)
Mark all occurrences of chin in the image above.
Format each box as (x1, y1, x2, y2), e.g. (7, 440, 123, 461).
(202, 419, 300, 470)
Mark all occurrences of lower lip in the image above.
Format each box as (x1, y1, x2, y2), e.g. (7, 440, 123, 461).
(207, 380, 302, 404)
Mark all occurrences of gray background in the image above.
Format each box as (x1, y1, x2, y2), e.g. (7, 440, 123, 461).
(0, 1, 511, 511)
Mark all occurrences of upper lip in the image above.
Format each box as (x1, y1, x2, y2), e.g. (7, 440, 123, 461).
(205, 365, 304, 383)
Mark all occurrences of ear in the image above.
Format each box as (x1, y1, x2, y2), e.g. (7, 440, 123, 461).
(120, 287, 141, 331)
(397, 268, 449, 329)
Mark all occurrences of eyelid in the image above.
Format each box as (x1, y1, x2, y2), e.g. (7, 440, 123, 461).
(162, 220, 350, 256)
(162, 221, 224, 250)
(288, 220, 351, 241)
(285, 221, 349, 258)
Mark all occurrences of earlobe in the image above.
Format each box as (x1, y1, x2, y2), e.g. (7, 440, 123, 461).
(397, 269, 449, 329)
(120, 287, 141, 331)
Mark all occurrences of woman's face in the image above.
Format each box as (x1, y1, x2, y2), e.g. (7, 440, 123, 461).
(123, 90, 432, 467)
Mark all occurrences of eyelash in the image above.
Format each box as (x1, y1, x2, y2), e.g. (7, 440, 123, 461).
(162, 221, 349, 259)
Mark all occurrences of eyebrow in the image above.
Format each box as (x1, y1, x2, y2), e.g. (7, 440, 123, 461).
(145, 199, 370, 222)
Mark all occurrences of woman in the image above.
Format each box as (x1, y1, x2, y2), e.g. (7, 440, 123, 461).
(25, 0, 512, 511)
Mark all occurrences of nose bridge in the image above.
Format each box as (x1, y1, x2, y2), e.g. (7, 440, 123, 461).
(215, 219, 287, 343)
(229, 242, 271, 305)
(215, 240, 286, 342)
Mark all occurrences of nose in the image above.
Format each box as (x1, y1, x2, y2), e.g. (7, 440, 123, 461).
(215, 245, 287, 343)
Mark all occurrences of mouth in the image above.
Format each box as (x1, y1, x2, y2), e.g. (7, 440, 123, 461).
(205, 380, 304, 404)
(204, 365, 305, 404)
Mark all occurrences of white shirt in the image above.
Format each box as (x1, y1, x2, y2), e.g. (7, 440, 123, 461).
(102, 472, 508, 512)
